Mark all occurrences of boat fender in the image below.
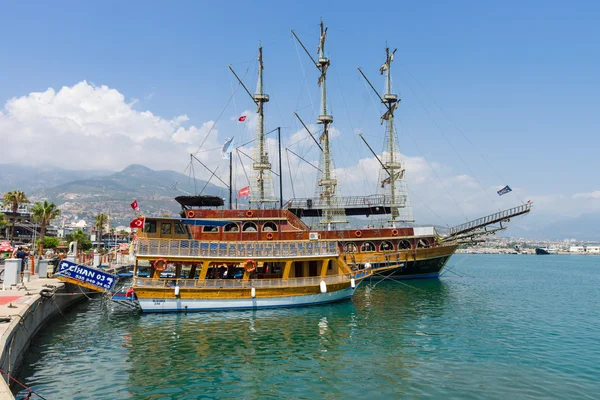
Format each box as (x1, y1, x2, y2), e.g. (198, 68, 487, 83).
(174, 285, 180, 296)
(251, 287, 256, 298)
(320, 281, 327, 293)
(364, 262, 371, 269)
(154, 259, 167, 272)
(350, 278, 356, 289)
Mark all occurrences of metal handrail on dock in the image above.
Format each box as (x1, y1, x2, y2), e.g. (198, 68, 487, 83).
(134, 273, 351, 289)
(136, 238, 340, 259)
(447, 203, 532, 237)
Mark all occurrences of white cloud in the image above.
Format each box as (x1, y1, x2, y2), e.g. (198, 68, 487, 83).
(0, 81, 220, 170)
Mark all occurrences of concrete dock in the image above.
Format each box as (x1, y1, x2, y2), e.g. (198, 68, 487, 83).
(0, 274, 89, 399)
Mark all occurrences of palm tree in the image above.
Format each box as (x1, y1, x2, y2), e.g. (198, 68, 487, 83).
(31, 200, 61, 257)
(94, 213, 108, 250)
(2, 190, 28, 242)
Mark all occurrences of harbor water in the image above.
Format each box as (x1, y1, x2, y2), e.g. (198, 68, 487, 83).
(15, 255, 600, 399)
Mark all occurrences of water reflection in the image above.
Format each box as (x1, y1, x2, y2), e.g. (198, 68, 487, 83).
(17, 279, 458, 399)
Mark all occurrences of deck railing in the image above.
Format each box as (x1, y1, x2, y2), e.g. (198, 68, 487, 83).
(136, 238, 339, 259)
(134, 273, 354, 289)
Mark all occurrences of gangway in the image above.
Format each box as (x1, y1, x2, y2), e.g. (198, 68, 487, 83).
(444, 202, 532, 242)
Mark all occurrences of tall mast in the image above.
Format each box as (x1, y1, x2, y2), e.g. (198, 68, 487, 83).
(378, 47, 413, 225)
(250, 46, 277, 207)
(313, 21, 347, 227)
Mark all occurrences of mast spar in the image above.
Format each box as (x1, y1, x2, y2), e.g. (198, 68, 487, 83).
(378, 47, 413, 225)
(292, 21, 347, 228)
(229, 45, 277, 207)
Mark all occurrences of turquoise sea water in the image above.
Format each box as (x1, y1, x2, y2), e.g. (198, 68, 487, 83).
(15, 254, 600, 399)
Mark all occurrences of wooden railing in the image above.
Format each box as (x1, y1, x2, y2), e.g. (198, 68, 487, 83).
(134, 273, 353, 289)
(136, 238, 339, 259)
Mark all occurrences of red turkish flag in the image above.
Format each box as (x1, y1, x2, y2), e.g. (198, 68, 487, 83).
(238, 115, 247, 122)
(130, 200, 139, 211)
(237, 186, 250, 198)
(129, 217, 145, 229)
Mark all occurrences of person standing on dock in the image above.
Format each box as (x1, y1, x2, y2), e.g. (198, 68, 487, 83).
(12, 247, 28, 280)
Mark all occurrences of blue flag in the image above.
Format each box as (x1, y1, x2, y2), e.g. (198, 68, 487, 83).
(221, 137, 234, 159)
(497, 185, 512, 196)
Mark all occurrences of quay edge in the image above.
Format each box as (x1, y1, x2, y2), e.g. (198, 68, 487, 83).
(0, 280, 89, 399)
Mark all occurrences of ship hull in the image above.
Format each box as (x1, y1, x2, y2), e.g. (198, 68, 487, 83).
(352, 244, 458, 280)
(136, 286, 357, 313)
(535, 248, 556, 255)
(368, 253, 454, 280)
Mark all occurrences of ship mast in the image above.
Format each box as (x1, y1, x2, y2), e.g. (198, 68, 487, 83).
(292, 21, 347, 228)
(229, 46, 277, 207)
(378, 47, 413, 225)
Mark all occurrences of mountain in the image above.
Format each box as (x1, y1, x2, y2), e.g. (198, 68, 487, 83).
(501, 212, 600, 241)
(12, 164, 229, 226)
(0, 163, 110, 194)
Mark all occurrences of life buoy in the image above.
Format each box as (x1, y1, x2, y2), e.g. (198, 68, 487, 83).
(244, 259, 257, 273)
(186, 210, 194, 218)
(266, 232, 274, 240)
(154, 258, 167, 272)
(391, 229, 399, 236)
(355, 230, 362, 238)
(245, 210, 253, 217)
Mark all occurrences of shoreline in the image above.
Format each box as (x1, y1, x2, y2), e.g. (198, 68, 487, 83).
(0, 277, 88, 399)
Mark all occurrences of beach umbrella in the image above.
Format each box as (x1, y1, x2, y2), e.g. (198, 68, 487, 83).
(0, 242, 14, 252)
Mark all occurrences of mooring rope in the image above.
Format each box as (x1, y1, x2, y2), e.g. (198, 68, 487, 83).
(0, 368, 48, 399)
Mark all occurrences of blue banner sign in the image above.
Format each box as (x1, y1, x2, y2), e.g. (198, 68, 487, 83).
(57, 260, 117, 291)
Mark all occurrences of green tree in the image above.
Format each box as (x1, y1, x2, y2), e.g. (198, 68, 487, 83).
(37, 236, 59, 250)
(65, 229, 92, 252)
(31, 200, 61, 256)
(0, 213, 6, 238)
(2, 190, 28, 242)
(94, 213, 108, 250)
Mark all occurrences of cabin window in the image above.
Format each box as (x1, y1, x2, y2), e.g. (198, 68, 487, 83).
(174, 222, 186, 234)
(262, 221, 277, 232)
(360, 242, 376, 252)
(202, 226, 219, 233)
(417, 239, 430, 248)
(380, 241, 394, 251)
(144, 220, 157, 233)
(242, 222, 258, 232)
(224, 223, 239, 232)
(345, 243, 358, 253)
(161, 223, 172, 235)
(399, 240, 412, 250)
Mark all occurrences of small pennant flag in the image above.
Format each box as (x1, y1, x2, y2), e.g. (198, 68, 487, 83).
(497, 185, 512, 196)
(221, 137, 234, 159)
(238, 186, 250, 198)
(238, 115, 247, 122)
(130, 200, 139, 212)
(129, 217, 145, 229)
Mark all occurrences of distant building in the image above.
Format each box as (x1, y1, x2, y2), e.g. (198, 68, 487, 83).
(569, 246, 585, 253)
(585, 245, 600, 254)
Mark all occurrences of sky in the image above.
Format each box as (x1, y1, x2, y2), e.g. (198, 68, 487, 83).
(1, 1, 599, 228)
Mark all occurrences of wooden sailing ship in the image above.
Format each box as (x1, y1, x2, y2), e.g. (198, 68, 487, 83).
(127, 21, 531, 312)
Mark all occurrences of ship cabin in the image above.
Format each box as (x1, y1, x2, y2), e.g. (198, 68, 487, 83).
(134, 216, 357, 289)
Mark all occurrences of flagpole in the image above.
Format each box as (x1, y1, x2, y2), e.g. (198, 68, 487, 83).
(278, 126, 283, 209)
(229, 155, 233, 209)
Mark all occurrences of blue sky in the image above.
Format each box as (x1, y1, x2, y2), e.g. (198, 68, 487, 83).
(1, 1, 599, 226)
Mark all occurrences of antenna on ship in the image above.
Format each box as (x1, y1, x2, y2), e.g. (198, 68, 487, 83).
(229, 44, 278, 208)
(292, 20, 347, 229)
(358, 46, 414, 227)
